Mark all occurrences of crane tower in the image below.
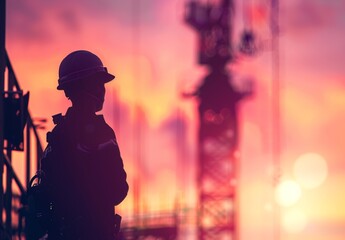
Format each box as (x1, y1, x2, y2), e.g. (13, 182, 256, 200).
(184, 0, 250, 239)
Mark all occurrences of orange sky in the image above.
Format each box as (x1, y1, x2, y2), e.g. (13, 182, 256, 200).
(4, 0, 345, 239)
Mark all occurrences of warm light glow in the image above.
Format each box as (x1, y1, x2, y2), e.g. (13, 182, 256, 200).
(265, 203, 274, 213)
(5, 1, 345, 240)
(275, 180, 301, 207)
(282, 209, 308, 233)
(222, 200, 234, 212)
(293, 153, 328, 189)
(202, 216, 213, 228)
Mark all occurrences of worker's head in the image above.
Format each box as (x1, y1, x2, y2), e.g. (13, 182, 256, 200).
(57, 50, 115, 112)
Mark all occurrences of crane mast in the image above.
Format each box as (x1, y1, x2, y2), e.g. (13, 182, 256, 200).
(185, 0, 250, 239)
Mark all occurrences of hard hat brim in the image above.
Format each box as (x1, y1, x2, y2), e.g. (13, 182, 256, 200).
(57, 71, 115, 90)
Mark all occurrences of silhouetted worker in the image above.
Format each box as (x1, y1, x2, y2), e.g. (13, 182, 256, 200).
(40, 50, 129, 240)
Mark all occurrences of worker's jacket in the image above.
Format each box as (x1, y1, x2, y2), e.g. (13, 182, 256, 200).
(41, 107, 128, 240)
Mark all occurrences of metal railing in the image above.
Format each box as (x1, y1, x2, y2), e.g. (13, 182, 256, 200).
(120, 211, 179, 240)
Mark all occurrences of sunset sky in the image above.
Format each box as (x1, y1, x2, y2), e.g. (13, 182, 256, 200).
(4, 0, 345, 239)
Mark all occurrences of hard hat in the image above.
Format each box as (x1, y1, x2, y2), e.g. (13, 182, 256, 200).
(57, 50, 115, 90)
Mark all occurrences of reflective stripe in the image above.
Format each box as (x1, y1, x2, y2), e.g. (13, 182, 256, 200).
(76, 139, 117, 153)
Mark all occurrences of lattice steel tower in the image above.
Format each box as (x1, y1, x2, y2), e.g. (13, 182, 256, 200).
(185, 0, 251, 239)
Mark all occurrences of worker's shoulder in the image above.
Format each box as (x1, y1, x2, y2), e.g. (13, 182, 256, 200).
(95, 114, 116, 139)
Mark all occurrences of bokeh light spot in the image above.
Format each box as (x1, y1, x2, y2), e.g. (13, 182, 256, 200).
(275, 180, 301, 207)
(283, 210, 307, 233)
(293, 152, 328, 189)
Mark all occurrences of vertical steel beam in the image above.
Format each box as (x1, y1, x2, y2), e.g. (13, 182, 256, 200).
(0, 0, 6, 232)
(5, 65, 14, 235)
(26, 121, 31, 188)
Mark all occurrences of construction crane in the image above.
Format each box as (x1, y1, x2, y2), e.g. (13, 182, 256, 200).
(184, 0, 252, 239)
